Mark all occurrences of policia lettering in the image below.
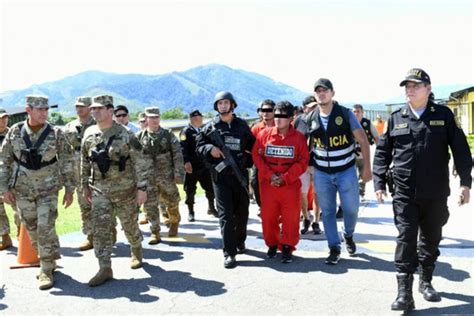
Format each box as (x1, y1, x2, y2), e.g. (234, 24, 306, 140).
(308, 104, 355, 172)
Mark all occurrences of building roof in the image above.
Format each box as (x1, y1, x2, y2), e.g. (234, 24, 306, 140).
(450, 86, 474, 99)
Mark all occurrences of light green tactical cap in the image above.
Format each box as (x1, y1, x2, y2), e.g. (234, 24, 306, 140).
(26, 95, 49, 109)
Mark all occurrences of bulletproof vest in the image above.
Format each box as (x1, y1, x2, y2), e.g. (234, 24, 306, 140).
(360, 118, 375, 145)
(13, 123, 58, 170)
(138, 129, 172, 157)
(308, 103, 355, 173)
(90, 135, 128, 179)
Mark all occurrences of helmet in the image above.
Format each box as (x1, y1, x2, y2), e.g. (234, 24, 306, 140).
(213, 91, 237, 111)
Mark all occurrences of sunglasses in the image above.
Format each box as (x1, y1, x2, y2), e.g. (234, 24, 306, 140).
(260, 108, 274, 113)
(115, 113, 128, 118)
(274, 114, 291, 119)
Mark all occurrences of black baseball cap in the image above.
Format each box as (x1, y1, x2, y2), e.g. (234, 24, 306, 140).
(189, 109, 202, 118)
(313, 78, 334, 91)
(302, 95, 317, 108)
(399, 68, 431, 86)
(114, 105, 129, 114)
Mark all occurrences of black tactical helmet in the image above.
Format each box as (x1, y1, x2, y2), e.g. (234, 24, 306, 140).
(213, 91, 237, 111)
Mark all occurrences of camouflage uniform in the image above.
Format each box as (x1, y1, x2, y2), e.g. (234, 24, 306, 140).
(81, 96, 150, 270)
(63, 98, 95, 238)
(0, 96, 74, 275)
(137, 107, 184, 238)
(0, 110, 20, 250)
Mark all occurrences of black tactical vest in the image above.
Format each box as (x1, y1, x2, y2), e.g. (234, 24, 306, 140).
(308, 103, 355, 173)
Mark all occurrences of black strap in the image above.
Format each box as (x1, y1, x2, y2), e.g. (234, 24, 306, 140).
(13, 155, 57, 169)
(104, 135, 115, 151)
(0, 135, 5, 144)
(20, 122, 52, 150)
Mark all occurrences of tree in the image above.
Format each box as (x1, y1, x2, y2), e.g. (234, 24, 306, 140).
(161, 107, 187, 120)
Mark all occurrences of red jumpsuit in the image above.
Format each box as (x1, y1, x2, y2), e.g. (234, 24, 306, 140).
(252, 126, 309, 251)
(251, 120, 274, 138)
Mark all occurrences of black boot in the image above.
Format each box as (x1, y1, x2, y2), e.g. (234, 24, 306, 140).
(187, 204, 195, 222)
(207, 200, 218, 218)
(300, 219, 311, 234)
(391, 273, 415, 311)
(419, 265, 441, 302)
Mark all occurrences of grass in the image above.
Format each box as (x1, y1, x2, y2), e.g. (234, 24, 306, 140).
(467, 134, 474, 153)
(5, 184, 204, 237)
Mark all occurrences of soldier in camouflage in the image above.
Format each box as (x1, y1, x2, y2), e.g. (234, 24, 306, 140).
(63, 97, 96, 251)
(0, 108, 20, 251)
(0, 96, 75, 290)
(137, 107, 184, 244)
(81, 95, 150, 287)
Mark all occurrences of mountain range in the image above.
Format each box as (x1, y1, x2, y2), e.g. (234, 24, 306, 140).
(0, 64, 471, 116)
(0, 64, 308, 116)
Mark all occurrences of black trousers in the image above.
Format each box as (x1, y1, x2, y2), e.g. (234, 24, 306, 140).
(393, 195, 449, 274)
(250, 165, 261, 207)
(212, 170, 249, 257)
(184, 167, 214, 206)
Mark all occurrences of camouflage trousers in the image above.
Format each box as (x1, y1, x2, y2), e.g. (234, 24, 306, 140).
(15, 192, 61, 272)
(0, 201, 21, 235)
(92, 190, 143, 268)
(144, 180, 181, 233)
(76, 187, 93, 236)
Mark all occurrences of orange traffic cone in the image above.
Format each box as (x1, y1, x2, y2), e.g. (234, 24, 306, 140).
(10, 224, 40, 269)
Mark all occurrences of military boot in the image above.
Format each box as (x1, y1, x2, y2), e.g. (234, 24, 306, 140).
(130, 246, 143, 269)
(207, 200, 218, 218)
(148, 232, 161, 245)
(187, 204, 195, 222)
(88, 267, 113, 287)
(419, 265, 441, 302)
(79, 235, 93, 251)
(0, 234, 13, 250)
(168, 223, 179, 237)
(391, 273, 415, 311)
(38, 271, 54, 290)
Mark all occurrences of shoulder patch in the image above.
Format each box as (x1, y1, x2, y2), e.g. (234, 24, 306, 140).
(180, 133, 186, 141)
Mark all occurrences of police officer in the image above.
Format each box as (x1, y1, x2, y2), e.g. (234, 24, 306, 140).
(352, 104, 379, 200)
(0, 95, 75, 290)
(306, 79, 372, 265)
(81, 95, 149, 287)
(373, 68, 472, 311)
(196, 91, 255, 269)
(64, 96, 96, 251)
(180, 109, 217, 222)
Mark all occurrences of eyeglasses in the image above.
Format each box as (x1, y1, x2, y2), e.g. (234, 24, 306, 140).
(274, 114, 291, 119)
(115, 113, 128, 118)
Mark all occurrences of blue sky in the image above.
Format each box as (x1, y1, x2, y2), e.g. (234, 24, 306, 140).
(1, 0, 472, 102)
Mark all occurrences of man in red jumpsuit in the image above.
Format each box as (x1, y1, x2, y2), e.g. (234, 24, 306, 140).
(252, 101, 309, 263)
(250, 100, 275, 214)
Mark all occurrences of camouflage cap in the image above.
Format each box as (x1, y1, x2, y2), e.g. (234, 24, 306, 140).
(26, 95, 49, 109)
(75, 96, 92, 107)
(90, 95, 114, 108)
(0, 107, 8, 118)
(145, 107, 160, 117)
(138, 112, 147, 122)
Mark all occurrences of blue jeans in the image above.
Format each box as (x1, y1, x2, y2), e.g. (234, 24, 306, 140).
(314, 166, 359, 250)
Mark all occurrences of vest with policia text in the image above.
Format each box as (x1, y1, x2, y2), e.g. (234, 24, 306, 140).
(307, 103, 355, 173)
